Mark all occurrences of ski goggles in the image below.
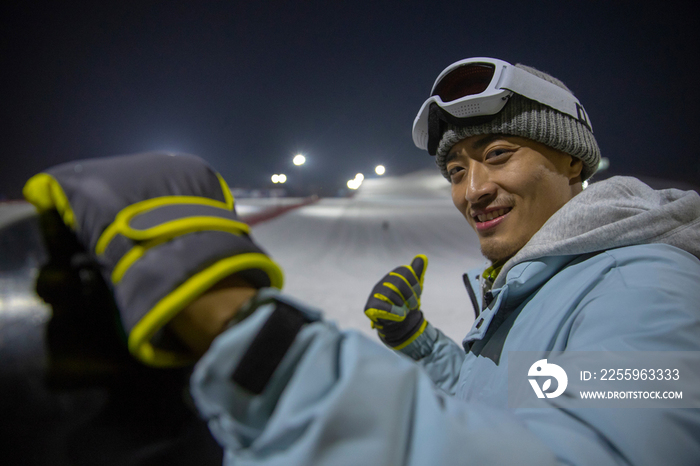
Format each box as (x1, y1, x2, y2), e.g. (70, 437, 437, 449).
(412, 57, 593, 155)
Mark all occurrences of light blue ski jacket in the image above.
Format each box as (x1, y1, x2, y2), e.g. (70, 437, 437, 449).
(191, 177, 700, 465)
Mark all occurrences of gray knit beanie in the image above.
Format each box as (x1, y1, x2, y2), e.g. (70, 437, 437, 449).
(436, 64, 601, 181)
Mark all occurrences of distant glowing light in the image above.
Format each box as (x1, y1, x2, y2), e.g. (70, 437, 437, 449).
(271, 174, 287, 184)
(375, 165, 385, 175)
(347, 173, 364, 190)
(293, 154, 306, 166)
(582, 180, 589, 189)
(279, 174, 287, 183)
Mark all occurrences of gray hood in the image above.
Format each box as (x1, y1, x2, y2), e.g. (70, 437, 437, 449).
(494, 176, 700, 289)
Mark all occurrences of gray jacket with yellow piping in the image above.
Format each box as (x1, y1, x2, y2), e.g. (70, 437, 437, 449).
(23, 152, 283, 367)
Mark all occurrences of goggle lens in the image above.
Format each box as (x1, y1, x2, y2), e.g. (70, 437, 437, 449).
(432, 63, 495, 102)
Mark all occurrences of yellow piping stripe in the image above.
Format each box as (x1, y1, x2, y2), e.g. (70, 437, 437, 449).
(216, 173, 235, 209)
(125, 215, 247, 242)
(22, 173, 77, 229)
(392, 319, 428, 351)
(383, 282, 407, 303)
(404, 266, 420, 286)
(111, 236, 169, 284)
(389, 271, 421, 310)
(412, 254, 428, 287)
(112, 244, 147, 284)
(389, 271, 413, 293)
(364, 307, 404, 322)
(96, 195, 246, 255)
(373, 293, 394, 306)
(95, 195, 236, 254)
(128, 252, 284, 367)
(410, 254, 428, 309)
(110, 217, 250, 284)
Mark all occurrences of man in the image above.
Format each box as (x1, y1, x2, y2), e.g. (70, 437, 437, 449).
(363, 57, 700, 463)
(23, 58, 700, 465)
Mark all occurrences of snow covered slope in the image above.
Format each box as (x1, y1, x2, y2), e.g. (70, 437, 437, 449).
(243, 169, 485, 344)
(0, 169, 486, 347)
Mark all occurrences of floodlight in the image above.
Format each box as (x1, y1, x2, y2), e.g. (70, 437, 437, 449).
(347, 176, 363, 190)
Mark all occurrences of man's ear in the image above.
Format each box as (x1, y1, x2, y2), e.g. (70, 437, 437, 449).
(567, 156, 583, 184)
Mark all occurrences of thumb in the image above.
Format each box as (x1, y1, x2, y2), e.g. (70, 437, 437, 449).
(410, 254, 428, 287)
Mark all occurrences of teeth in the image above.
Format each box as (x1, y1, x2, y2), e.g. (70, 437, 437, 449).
(476, 208, 508, 223)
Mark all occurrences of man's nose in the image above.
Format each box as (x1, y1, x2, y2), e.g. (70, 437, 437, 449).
(465, 162, 496, 205)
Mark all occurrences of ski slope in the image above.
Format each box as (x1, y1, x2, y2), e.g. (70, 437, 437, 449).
(0, 169, 487, 348)
(241, 169, 486, 344)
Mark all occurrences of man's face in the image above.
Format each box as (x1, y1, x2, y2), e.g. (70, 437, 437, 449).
(446, 134, 582, 263)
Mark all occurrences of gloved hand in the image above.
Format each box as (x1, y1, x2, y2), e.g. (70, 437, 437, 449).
(23, 152, 284, 367)
(364, 255, 437, 359)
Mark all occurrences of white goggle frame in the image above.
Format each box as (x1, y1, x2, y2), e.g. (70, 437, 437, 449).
(412, 57, 592, 152)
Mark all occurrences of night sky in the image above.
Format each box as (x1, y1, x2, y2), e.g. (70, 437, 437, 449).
(2, 1, 698, 199)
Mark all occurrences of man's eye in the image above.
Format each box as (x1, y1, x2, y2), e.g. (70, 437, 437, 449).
(485, 148, 510, 160)
(448, 166, 464, 182)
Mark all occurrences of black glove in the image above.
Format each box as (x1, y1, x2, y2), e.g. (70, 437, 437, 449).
(364, 255, 435, 356)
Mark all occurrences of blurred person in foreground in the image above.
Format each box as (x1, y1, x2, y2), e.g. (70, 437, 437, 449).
(9, 153, 274, 464)
(21, 57, 700, 465)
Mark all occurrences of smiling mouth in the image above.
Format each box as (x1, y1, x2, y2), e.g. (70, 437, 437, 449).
(473, 207, 512, 224)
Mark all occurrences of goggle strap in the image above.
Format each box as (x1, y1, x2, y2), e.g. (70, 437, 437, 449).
(427, 104, 445, 155)
(505, 67, 593, 131)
